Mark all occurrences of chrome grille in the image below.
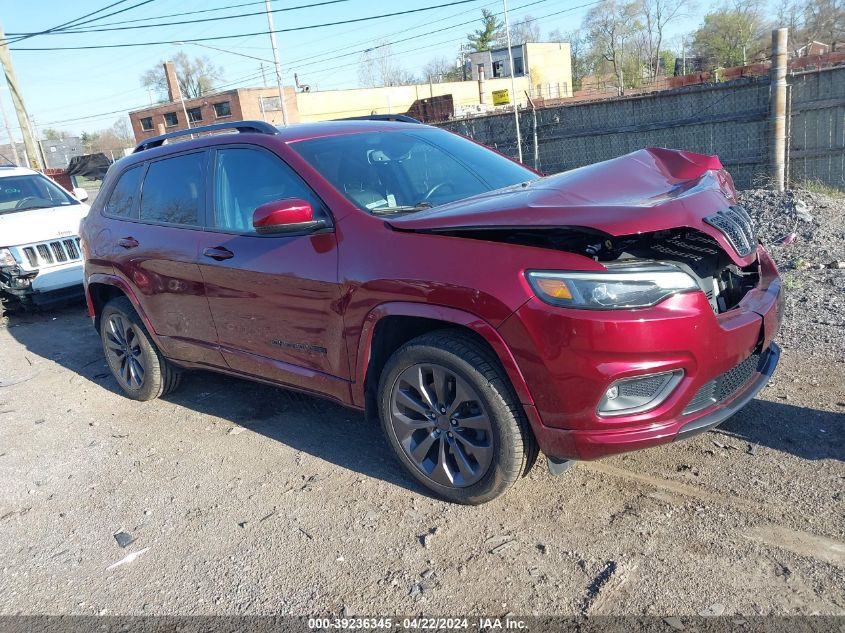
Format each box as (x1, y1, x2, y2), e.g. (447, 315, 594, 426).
(704, 205, 757, 257)
(22, 247, 38, 267)
(683, 353, 761, 415)
(19, 237, 82, 268)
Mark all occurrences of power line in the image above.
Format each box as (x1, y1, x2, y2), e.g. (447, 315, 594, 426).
(9, 0, 481, 51)
(290, 0, 552, 72)
(3, 0, 157, 45)
(10, 0, 357, 37)
(293, 0, 596, 77)
(6, 1, 271, 33)
(15, 0, 594, 129)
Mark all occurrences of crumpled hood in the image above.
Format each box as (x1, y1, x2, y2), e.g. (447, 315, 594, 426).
(0, 204, 90, 248)
(386, 148, 743, 258)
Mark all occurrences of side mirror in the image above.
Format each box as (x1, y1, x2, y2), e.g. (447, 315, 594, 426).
(252, 198, 327, 235)
(73, 187, 89, 202)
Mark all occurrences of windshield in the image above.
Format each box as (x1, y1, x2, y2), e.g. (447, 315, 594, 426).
(0, 173, 79, 214)
(290, 127, 538, 214)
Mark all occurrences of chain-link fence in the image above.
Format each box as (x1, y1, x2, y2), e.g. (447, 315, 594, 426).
(438, 65, 845, 191)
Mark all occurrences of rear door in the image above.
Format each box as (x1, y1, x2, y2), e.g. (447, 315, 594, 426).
(197, 145, 347, 398)
(107, 151, 224, 367)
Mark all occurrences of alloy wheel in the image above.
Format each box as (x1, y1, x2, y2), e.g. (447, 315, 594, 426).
(104, 314, 145, 389)
(389, 363, 494, 487)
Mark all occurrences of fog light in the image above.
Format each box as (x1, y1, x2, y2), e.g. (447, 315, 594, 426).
(598, 370, 684, 417)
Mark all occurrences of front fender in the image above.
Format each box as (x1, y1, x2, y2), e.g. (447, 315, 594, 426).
(351, 301, 534, 408)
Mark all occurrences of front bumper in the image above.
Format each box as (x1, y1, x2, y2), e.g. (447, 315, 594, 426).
(1, 261, 84, 306)
(500, 245, 783, 461)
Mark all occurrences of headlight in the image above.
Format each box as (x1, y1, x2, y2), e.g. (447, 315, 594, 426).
(0, 248, 17, 267)
(526, 263, 698, 309)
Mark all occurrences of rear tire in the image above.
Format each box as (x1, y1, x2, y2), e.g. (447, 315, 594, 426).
(100, 297, 181, 401)
(378, 329, 535, 504)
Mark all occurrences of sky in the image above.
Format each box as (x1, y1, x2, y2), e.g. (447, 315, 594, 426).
(0, 0, 705, 139)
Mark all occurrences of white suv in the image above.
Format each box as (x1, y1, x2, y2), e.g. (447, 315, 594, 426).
(0, 166, 90, 311)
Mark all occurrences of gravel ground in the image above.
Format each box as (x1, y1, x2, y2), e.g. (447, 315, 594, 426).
(740, 188, 845, 361)
(0, 190, 843, 617)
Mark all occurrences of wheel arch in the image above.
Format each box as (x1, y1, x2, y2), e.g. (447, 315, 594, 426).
(86, 274, 155, 336)
(354, 302, 535, 418)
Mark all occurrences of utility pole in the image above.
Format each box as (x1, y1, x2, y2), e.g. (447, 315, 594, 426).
(29, 115, 48, 168)
(0, 91, 20, 165)
(770, 28, 788, 192)
(264, 0, 289, 126)
(502, 0, 523, 163)
(260, 62, 267, 86)
(0, 24, 41, 169)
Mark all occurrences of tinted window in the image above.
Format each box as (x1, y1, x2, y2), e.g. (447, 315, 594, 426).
(290, 128, 537, 213)
(104, 165, 143, 219)
(140, 153, 205, 226)
(213, 147, 322, 233)
(214, 102, 231, 117)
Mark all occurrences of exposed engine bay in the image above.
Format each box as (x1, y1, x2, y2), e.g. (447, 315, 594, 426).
(424, 226, 760, 314)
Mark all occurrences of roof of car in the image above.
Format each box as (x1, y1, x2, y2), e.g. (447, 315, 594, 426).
(124, 119, 439, 166)
(273, 119, 430, 143)
(0, 166, 41, 178)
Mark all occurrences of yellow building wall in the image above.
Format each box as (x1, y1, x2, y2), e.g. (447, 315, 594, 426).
(294, 77, 531, 122)
(525, 42, 573, 97)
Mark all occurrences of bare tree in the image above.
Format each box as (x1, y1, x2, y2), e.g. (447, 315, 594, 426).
(358, 41, 416, 87)
(140, 51, 223, 100)
(638, 0, 694, 80)
(43, 128, 71, 141)
(422, 56, 463, 83)
(585, 0, 640, 95)
(502, 15, 541, 46)
(551, 29, 590, 91)
(82, 119, 134, 157)
(802, 0, 845, 50)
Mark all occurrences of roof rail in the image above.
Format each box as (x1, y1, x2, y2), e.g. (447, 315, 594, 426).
(133, 120, 279, 153)
(335, 114, 421, 124)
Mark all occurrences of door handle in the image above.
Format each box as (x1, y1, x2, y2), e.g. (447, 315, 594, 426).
(117, 237, 139, 249)
(203, 246, 234, 261)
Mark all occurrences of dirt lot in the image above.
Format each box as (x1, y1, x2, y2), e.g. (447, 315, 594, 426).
(0, 193, 843, 617)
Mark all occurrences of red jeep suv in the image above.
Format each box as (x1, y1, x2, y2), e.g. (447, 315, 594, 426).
(80, 118, 782, 504)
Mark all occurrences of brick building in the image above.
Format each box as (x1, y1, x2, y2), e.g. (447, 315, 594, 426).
(128, 61, 298, 143)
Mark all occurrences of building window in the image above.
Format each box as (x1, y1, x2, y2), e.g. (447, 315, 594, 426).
(492, 60, 505, 78)
(513, 56, 524, 76)
(140, 117, 153, 131)
(163, 112, 179, 127)
(259, 96, 282, 112)
(187, 107, 203, 123)
(213, 102, 231, 118)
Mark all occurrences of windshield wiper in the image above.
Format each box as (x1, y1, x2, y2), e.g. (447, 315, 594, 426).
(371, 202, 433, 216)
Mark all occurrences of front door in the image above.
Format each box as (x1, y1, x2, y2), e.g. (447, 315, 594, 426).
(197, 145, 348, 400)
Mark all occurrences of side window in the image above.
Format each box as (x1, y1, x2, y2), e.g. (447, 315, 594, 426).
(140, 152, 205, 226)
(104, 165, 144, 219)
(213, 147, 323, 233)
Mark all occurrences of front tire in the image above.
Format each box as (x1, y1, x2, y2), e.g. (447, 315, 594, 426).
(378, 330, 535, 504)
(100, 297, 181, 401)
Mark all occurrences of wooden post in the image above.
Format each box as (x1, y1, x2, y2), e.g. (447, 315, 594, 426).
(770, 28, 788, 191)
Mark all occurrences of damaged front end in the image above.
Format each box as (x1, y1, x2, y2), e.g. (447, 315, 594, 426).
(427, 211, 761, 315)
(0, 250, 38, 308)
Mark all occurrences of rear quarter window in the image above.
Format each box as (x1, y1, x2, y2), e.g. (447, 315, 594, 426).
(103, 165, 143, 219)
